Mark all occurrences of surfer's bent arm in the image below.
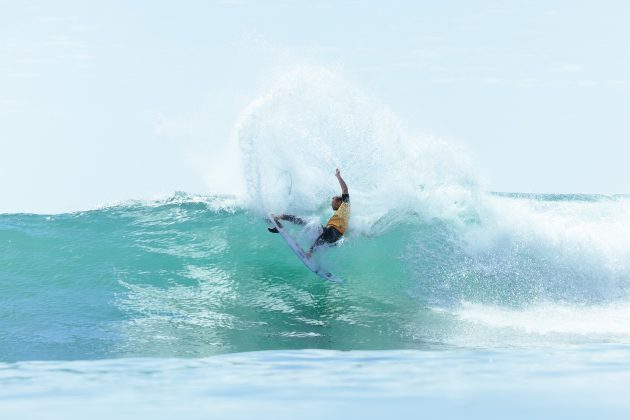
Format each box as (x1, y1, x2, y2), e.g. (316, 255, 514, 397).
(336, 168, 348, 195)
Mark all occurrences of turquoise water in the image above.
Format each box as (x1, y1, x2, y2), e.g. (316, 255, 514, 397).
(3, 192, 630, 418)
(1, 196, 426, 361)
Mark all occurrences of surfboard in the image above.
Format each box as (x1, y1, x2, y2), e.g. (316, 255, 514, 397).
(267, 214, 343, 284)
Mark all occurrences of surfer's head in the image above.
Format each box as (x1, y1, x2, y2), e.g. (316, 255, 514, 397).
(331, 196, 342, 210)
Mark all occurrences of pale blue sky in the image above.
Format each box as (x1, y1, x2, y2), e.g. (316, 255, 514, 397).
(1, 0, 629, 213)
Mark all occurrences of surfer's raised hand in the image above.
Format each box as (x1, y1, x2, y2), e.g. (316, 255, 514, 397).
(335, 168, 348, 195)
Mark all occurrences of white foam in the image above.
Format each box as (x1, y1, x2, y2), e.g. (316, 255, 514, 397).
(453, 300, 630, 339)
(455, 195, 630, 301)
(236, 66, 480, 234)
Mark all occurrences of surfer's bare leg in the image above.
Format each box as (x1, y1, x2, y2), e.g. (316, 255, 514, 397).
(305, 237, 324, 258)
(306, 235, 327, 257)
(275, 214, 307, 225)
(268, 214, 307, 233)
(306, 226, 342, 257)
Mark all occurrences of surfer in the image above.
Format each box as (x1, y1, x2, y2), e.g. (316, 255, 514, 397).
(269, 168, 350, 258)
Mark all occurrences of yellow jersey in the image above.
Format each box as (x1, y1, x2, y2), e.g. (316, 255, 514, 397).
(326, 194, 350, 234)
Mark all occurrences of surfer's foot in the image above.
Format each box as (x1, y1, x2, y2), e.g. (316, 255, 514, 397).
(267, 227, 279, 233)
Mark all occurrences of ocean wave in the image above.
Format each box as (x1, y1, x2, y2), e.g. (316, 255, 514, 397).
(3, 192, 630, 362)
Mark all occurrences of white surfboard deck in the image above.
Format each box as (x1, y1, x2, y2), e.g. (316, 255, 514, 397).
(268, 214, 343, 284)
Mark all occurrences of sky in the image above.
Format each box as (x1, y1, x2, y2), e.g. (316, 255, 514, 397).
(1, 0, 629, 213)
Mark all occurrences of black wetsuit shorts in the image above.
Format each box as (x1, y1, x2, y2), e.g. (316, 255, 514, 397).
(314, 225, 343, 246)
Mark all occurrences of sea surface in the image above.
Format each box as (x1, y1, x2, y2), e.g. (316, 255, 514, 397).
(3, 192, 630, 419)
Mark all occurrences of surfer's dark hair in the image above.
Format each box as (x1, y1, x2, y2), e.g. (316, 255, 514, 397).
(332, 196, 342, 201)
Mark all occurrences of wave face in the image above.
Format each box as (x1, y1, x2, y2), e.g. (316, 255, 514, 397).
(3, 68, 630, 362)
(2, 192, 630, 362)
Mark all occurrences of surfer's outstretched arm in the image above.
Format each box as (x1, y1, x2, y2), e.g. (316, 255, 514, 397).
(335, 168, 348, 195)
